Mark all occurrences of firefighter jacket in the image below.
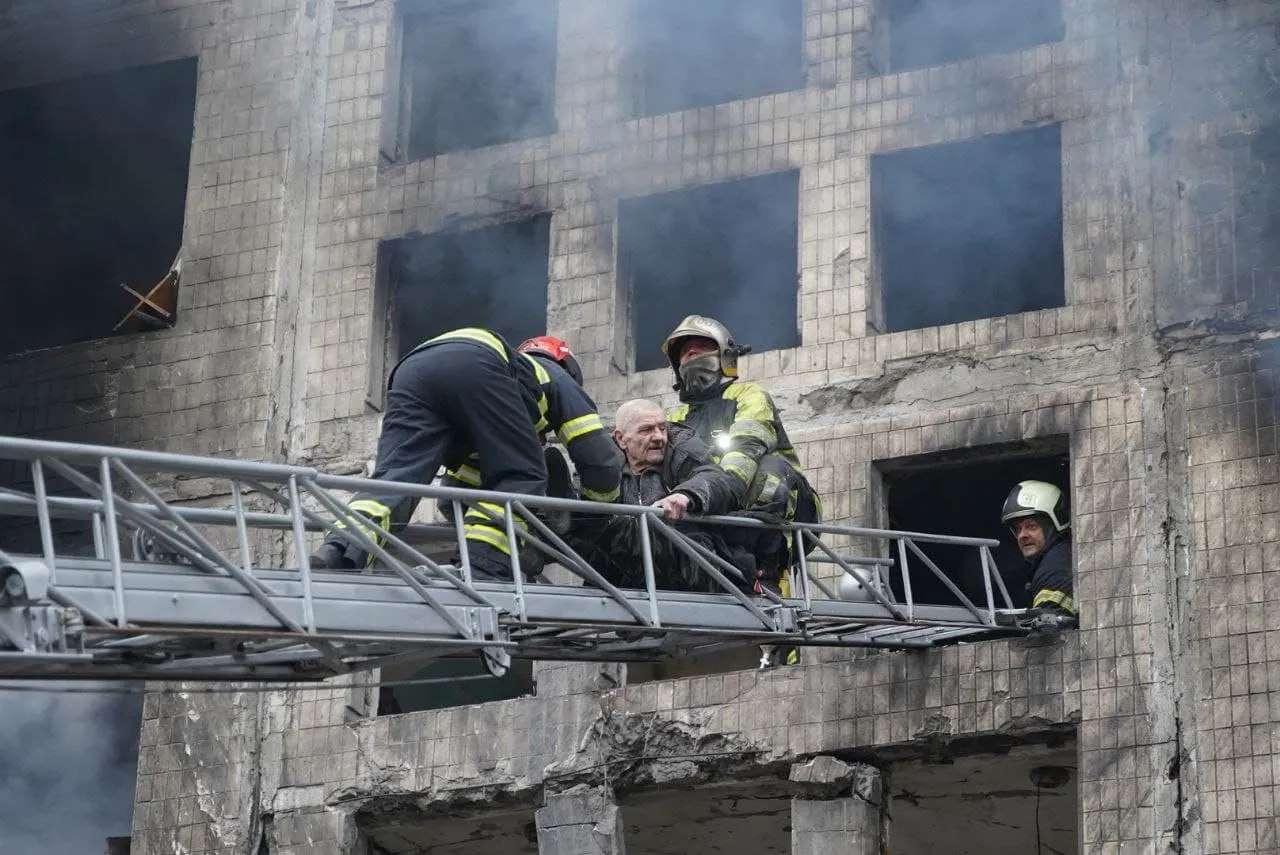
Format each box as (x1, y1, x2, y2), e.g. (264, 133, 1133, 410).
(441, 345, 622, 504)
(619, 423, 746, 514)
(1027, 533, 1074, 614)
(668, 380, 804, 493)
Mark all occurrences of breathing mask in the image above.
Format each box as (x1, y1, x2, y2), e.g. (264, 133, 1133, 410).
(677, 353, 725, 400)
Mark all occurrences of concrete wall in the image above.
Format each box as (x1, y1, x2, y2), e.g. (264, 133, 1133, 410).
(2, 0, 1280, 851)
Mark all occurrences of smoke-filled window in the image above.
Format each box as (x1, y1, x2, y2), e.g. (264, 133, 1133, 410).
(372, 216, 551, 399)
(400, 0, 558, 160)
(0, 58, 196, 356)
(887, 0, 1063, 71)
(629, 0, 804, 118)
(619, 171, 801, 372)
(872, 124, 1064, 333)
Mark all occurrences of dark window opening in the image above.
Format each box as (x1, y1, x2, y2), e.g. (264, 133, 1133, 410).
(891, 739, 1078, 855)
(371, 215, 551, 401)
(628, 0, 803, 118)
(619, 171, 800, 372)
(400, 0, 558, 160)
(887, 0, 1063, 72)
(872, 124, 1064, 334)
(877, 438, 1070, 609)
(377, 658, 534, 715)
(0, 58, 196, 356)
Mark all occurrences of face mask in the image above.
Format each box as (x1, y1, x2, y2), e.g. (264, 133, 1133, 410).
(678, 353, 723, 399)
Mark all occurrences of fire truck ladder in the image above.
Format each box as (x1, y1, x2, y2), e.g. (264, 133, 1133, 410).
(0, 436, 1031, 682)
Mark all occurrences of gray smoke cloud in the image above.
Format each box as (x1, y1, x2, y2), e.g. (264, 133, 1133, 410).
(0, 683, 141, 854)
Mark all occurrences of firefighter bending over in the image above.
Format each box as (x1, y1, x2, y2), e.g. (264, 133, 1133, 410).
(1001, 480, 1077, 629)
(312, 329, 621, 580)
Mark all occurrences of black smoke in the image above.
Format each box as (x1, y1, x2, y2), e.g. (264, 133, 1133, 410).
(382, 214, 552, 358)
(0, 684, 142, 854)
(873, 123, 1065, 333)
(618, 171, 802, 372)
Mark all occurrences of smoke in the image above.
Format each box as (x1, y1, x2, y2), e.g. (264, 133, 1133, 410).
(873, 123, 1065, 333)
(383, 214, 553, 357)
(401, 0, 558, 160)
(0, 683, 142, 854)
(619, 171, 802, 372)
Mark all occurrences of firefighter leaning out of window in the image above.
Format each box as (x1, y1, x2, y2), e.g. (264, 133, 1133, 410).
(661, 315, 823, 597)
(1000, 479, 1077, 627)
(311, 329, 621, 580)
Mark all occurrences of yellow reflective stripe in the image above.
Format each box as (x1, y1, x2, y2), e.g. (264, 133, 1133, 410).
(557, 413, 604, 444)
(449, 464, 481, 487)
(582, 485, 620, 502)
(464, 502, 530, 530)
(723, 383, 775, 422)
(425, 327, 509, 360)
(336, 500, 392, 547)
(519, 354, 552, 432)
(721, 452, 755, 485)
(728, 420, 774, 444)
(668, 404, 689, 423)
(1033, 589, 1076, 614)
(526, 354, 550, 384)
(464, 524, 512, 554)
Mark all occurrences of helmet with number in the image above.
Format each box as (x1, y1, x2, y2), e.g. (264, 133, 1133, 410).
(1000, 480, 1069, 534)
(518, 335, 583, 386)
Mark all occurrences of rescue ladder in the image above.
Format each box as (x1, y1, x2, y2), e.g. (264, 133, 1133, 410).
(0, 436, 1031, 682)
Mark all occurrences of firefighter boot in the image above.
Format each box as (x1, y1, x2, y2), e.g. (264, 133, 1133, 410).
(311, 541, 357, 570)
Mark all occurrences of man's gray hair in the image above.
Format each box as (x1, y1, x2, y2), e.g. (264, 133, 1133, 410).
(614, 398, 664, 433)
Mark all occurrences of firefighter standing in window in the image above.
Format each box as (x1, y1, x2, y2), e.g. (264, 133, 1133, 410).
(311, 329, 621, 580)
(662, 315, 823, 666)
(1000, 480, 1077, 631)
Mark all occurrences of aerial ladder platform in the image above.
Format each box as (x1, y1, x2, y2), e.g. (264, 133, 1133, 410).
(0, 436, 1036, 683)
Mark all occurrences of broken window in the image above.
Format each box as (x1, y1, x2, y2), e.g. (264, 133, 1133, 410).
(871, 124, 1064, 334)
(890, 741, 1077, 855)
(886, 0, 1063, 72)
(360, 805, 537, 854)
(0, 58, 196, 355)
(618, 171, 801, 372)
(627, 0, 803, 118)
(877, 437, 1070, 609)
(371, 215, 551, 405)
(398, 0, 558, 161)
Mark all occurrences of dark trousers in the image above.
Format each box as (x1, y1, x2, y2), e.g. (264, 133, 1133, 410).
(325, 341, 547, 572)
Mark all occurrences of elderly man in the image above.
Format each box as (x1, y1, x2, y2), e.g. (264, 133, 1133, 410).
(567, 399, 748, 591)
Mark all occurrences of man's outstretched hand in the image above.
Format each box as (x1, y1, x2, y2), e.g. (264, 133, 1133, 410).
(652, 492, 693, 522)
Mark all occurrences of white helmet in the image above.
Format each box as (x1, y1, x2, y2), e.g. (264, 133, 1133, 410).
(1000, 480, 1069, 533)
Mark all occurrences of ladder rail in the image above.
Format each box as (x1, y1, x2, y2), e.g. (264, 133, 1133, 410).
(0, 434, 1027, 682)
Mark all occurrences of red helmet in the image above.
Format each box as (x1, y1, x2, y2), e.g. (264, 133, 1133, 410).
(518, 335, 583, 386)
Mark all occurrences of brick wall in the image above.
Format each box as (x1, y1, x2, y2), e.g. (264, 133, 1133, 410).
(3, 0, 1279, 851)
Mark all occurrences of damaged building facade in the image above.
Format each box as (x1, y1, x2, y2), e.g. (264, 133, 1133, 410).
(1, 0, 1279, 851)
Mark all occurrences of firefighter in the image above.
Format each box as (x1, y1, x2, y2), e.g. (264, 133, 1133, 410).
(1000, 480, 1076, 623)
(312, 329, 621, 580)
(662, 316, 822, 666)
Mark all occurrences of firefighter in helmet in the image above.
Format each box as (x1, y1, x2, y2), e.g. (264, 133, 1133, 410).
(312, 329, 620, 580)
(1001, 480, 1075, 619)
(662, 315, 822, 666)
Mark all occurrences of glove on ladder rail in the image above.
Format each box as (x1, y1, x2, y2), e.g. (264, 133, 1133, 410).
(0, 435, 1030, 682)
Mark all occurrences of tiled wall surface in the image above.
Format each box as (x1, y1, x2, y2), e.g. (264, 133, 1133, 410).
(3, 0, 1280, 851)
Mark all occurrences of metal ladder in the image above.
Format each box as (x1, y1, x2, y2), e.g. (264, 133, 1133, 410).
(0, 435, 1029, 682)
